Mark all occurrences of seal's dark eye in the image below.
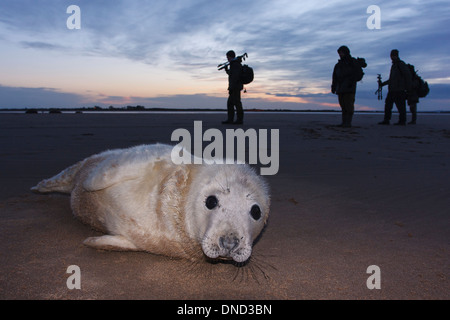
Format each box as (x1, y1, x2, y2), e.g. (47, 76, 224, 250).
(250, 205, 261, 220)
(205, 195, 218, 210)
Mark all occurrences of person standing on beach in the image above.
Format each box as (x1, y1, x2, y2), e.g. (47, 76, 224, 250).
(331, 46, 360, 128)
(406, 64, 420, 125)
(222, 50, 244, 125)
(378, 49, 412, 126)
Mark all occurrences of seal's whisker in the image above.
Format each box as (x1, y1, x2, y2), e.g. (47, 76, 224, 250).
(214, 177, 227, 193)
(251, 261, 269, 281)
(251, 254, 278, 272)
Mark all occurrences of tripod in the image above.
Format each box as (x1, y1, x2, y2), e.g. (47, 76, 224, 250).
(375, 74, 383, 100)
(218, 53, 248, 70)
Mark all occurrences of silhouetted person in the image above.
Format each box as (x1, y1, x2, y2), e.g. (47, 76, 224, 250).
(378, 49, 412, 125)
(407, 64, 420, 124)
(331, 46, 358, 128)
(222, 50, 244, 125)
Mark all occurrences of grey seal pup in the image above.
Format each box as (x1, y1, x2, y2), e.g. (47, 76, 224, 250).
(32, 144, 270, 263)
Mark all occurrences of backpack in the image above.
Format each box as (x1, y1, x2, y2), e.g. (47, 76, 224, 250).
(353, 57, 367, 82)
(418, 79, 430, 98)
(407, 64, 429, 98)
(241, 64, 254, 85)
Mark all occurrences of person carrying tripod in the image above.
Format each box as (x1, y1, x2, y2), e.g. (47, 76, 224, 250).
(378, 49, 412, 126)
(221, 50, 244, 125)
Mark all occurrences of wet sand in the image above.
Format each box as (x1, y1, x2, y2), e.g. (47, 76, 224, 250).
(0, 112, 448, 299)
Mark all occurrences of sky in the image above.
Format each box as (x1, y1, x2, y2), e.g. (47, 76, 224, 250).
(1, 0, 449, 111)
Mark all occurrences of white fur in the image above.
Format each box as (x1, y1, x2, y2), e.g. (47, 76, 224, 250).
(32, 144, 270, 263)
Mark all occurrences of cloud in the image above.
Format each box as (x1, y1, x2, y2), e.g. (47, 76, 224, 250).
(0, 0, 449, 110)
(425, 84, 450, 99)
(20, 41, 66, 51)
(0, 84, 85, 108)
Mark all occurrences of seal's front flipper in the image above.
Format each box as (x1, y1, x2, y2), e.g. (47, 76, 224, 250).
(83, 235, 138, 251)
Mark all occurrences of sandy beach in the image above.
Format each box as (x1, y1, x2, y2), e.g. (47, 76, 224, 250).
(0, 111, 448, 300)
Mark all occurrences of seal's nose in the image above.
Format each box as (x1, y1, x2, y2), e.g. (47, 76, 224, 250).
(219, 235, 239, 252)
